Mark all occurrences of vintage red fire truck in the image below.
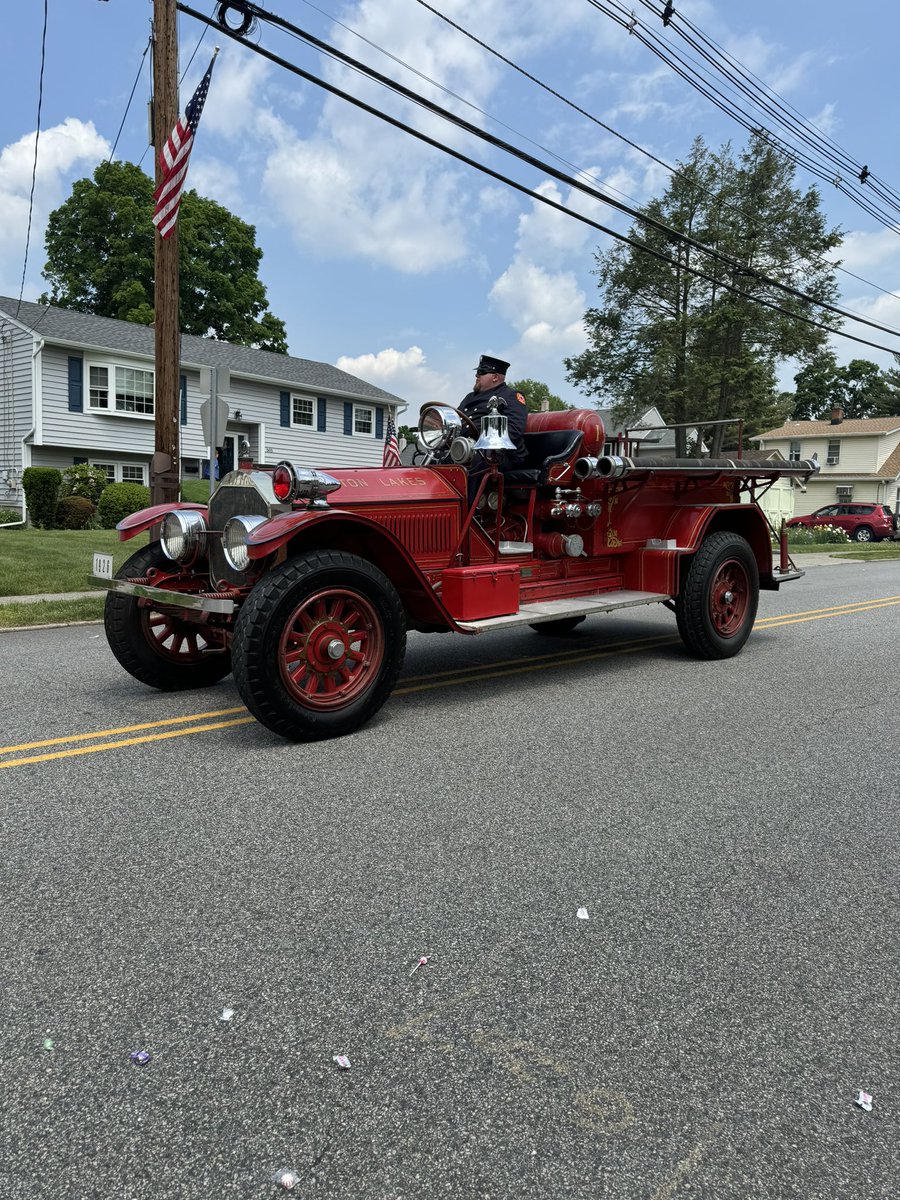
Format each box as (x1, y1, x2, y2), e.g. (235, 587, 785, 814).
(95, 403, 817, 741)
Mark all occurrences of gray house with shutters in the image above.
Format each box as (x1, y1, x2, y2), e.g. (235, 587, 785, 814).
(0, 296, 406, 516)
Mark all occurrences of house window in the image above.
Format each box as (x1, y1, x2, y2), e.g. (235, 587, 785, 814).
(354, 405, 374, 436)
(90, 461, 116, 483)
(789, 440, 801, 462)
(827, 439, 840, 466)
(292, 395, 314, 427)
(88, 363, 155, 416)
(121, 464, 146, 484)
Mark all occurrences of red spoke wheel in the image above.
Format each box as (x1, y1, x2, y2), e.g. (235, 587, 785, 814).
(279, 587, 384, 709)
(104, 543, 232, 690)
(675, 531, 759, 659)
(232, 551, 406, 742)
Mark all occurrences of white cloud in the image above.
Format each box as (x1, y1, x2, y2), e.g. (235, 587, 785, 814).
(335, 345, 456, 420)
(0, 118, 109, 296)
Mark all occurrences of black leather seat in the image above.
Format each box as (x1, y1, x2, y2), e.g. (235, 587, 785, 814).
(504, 429, 584, 485)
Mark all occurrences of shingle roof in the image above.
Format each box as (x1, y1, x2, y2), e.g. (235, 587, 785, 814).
(755, 417, 900, 439)
(0, 296, 405, 407)
(876, 442, 900, 478)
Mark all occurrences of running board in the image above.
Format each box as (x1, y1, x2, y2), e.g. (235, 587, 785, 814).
(456, 590, 669, 634)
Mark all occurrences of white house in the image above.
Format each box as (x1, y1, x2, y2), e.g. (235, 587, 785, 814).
(0, 296, 406, 515)
(754, 407, 900, 516)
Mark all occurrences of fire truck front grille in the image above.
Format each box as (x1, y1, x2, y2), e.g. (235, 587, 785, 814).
(208, 482, 274, 587)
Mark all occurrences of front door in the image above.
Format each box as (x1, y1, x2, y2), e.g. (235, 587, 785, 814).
(219, 435, 236, 476)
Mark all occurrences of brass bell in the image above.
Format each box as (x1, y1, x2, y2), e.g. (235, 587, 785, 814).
(473, 396, 516, 455)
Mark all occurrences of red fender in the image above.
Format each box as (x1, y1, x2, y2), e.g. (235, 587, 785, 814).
(116, 502, 208, 542)
(246, 507, 464, 630)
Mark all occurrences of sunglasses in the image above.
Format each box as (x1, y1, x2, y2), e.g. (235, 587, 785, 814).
(474, 369, 494, 376)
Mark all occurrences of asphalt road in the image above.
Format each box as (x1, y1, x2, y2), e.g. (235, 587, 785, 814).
(0, 561, 897, 1199)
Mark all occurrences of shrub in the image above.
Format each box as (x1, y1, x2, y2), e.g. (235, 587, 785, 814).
(97, 482, 151, 528)
(55, 495, 97, 530)
(785, 523, 850, 545)
(60, 463, 110, 505)
(0, 507, 23, 526)
(22, 466, 62, 529)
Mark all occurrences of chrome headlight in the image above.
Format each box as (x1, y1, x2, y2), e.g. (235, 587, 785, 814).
(222, 514, 267, 571)
(417, 405, 462, 455)
(160, 510, 207, 564)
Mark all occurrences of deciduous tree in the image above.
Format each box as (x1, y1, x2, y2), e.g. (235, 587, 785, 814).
(510, 378, 569, 412)
(40, 161, 288, 352)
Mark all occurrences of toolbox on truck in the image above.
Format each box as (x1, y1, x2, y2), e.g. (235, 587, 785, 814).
(441, 564, 521, 621)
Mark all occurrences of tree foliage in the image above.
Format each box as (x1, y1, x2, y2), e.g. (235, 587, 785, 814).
(510, 378, 570, 412)
(789, 352, 900, 419)
(565, 135, 841, 454)
(40, 161, 288, 352)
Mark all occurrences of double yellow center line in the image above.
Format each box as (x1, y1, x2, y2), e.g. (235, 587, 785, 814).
(3, 595, 898, 769)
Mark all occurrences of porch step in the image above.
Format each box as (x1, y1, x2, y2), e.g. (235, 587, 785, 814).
(456, 590, 669, 634)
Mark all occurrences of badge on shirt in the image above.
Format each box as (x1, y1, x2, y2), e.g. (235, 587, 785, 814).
(516, 392, 526, 404)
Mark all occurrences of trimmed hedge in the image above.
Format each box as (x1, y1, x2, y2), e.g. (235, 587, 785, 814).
(55, 495, 97, 530)
(97, 482, 151, 528)
(0, 507, 23, 526)
(22, 466, 62, 529)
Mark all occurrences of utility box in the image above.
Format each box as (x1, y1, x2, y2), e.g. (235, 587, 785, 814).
(441, 565, 520, 621)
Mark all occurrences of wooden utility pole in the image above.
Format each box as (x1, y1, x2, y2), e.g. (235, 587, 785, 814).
(151, 0, 180, 504)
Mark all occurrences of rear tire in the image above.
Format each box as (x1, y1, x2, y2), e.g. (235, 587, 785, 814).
(104, 543, 232, 690)
(529, 616, 586, 636)
(675, 532, 759, 660)
(232, 550, 406, 742)
(853, 525, 874, 542)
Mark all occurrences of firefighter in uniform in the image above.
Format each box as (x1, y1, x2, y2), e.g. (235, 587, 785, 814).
(459, 355, 529, 503)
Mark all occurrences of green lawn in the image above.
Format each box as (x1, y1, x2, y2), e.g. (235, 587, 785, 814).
(785, 541, 900, 559)
(0, 528, 149, 597)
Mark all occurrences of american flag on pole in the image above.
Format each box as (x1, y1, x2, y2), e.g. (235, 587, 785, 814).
(383, 414, 401, 468)
(152, 51, 217, 239)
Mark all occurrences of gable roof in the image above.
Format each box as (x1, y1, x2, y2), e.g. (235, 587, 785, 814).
(0, 296, 405, 407)
(755, 417, 900, 439)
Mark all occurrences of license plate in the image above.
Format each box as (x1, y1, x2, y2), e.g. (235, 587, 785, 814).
(93, 551, 114, 579)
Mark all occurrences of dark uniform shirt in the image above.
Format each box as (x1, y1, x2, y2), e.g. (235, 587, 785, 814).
(458, 382, 529, 466)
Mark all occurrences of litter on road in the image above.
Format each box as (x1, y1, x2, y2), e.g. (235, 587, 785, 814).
(220, 1006, 235, 1022)
(42, 1038, 54, 1052)
(333, 1054, 352, 1069)
(129, 1050, 151, 1066)
(577, 907, 590, 920)
(855, 1090, 874, 1112)
(409, 955, 429, 976)
(271, 1166, 300, 1190)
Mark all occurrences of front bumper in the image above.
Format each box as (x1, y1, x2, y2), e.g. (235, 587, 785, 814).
(94, 576, 236, 614)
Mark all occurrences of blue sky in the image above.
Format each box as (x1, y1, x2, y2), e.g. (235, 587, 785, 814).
(2, 1, 899, 421)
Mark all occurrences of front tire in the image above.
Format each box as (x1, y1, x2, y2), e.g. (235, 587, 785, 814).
(104, 543, 232, 690)
(675, 532, 759, 660)
(232, 551, 406, 742)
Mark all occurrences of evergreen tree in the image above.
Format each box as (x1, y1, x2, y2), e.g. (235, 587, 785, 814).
(565, 135, 840, 454)
(40, 161, 287, 352)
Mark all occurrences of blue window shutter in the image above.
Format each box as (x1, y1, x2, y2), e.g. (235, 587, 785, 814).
(317, 397, 327, 431)
(343, 402, 353, 435)
(375, 407, 384, 439)
(280, 390, 291, 427)
(67, 356, 83, 412)
(180, 374, 187, 425)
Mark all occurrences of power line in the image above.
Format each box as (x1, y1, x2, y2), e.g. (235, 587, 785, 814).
(639, 0, 900, 212)
(16, 0, 49, 319)
(592, 0, 900, 233)
(411, 0, 900, 308)
(176, 1, 900, 358)
(194, 2, 900, 346)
